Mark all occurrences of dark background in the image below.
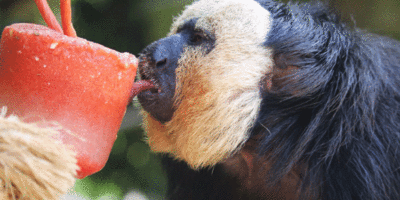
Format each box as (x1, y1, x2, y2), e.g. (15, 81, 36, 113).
(0, 0, 399, 199)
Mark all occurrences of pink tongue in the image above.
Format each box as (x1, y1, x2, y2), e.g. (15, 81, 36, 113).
(130, 80, 155, 98)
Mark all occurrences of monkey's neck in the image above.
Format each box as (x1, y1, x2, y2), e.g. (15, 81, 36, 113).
(221, 138, 302, 200)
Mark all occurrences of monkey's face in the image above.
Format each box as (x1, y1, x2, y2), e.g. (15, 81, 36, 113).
(138, 0, 273, 169)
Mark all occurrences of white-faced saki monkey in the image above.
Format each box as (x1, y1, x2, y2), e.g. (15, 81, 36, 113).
(135, 0, 400, 199)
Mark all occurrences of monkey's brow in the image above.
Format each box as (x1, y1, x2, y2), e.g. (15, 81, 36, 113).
(177, 18, 199, 32)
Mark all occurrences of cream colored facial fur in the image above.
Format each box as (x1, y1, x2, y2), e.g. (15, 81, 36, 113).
(142, 0, 273, 169)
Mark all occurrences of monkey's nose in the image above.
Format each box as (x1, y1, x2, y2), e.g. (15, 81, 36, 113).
(150, 34, 184, 69)
(156, 58, 167, 68)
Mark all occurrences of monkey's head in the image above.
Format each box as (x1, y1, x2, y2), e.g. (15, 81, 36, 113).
(137, 0, 340, 169)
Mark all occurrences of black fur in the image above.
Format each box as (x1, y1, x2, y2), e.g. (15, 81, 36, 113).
(255, 1, 400, 199)
(140, 0, 400, 199)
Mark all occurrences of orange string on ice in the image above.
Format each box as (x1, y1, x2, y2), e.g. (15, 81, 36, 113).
(60, 0, 77, 37)
(34, 0, 77, 37)
(33, 0, 63, 34)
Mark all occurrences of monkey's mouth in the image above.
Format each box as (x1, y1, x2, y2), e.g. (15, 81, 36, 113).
(139, 73, 161, 94)
(136, 56, 176, 123)
(130, 79, 158, 99)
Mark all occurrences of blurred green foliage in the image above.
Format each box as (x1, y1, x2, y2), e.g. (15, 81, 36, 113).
(0, 0, 399, 199)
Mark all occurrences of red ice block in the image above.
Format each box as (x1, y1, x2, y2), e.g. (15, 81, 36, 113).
(0, 23, 138, 179)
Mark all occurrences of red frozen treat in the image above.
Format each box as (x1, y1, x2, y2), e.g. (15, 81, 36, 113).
(0, 23, 138, 179)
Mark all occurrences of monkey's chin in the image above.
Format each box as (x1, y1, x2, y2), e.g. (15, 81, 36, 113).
(137, 88, 175, 123)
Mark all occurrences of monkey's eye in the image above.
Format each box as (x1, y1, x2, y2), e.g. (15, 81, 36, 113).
(190, 31, 207, 45)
